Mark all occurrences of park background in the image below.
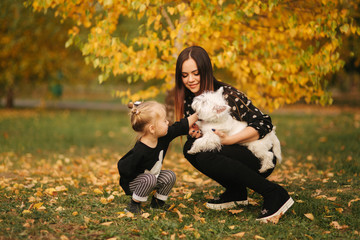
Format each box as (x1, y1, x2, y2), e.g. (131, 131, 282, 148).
(1, 0, 360, 239)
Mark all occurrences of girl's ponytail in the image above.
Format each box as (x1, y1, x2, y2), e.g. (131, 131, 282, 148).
(127, 101, 165, 135)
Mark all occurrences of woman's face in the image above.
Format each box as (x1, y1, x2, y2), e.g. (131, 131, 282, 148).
(181, 58, 200, 94)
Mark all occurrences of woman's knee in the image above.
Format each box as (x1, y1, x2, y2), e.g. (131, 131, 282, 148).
(183, 139, 200, 168)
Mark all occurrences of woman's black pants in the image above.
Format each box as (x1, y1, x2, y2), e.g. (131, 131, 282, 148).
(183, 138, 279, 199)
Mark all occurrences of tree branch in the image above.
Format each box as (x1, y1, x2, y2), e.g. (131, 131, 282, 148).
(160, 6, 175, 30)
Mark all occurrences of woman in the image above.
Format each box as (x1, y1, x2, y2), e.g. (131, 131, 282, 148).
(174, 46, 293, 223)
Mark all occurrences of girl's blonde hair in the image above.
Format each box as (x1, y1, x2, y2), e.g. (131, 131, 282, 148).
(128, 101, 166, 134)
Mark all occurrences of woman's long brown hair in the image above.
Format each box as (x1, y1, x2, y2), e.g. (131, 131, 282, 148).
(174, 46, 216, 121)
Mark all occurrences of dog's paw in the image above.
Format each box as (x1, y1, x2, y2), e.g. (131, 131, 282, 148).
(259, 160, 275, 173)
(258, 166, 268, 173)
(187, 148, 198, 155)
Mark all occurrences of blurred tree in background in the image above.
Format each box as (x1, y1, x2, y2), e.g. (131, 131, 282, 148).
(0, 0, 97, 108)
(20, 1, 360, 110)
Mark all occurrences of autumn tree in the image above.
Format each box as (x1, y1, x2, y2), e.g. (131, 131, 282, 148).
(0, 0, 96, 108)
(28, 0, 360, 111)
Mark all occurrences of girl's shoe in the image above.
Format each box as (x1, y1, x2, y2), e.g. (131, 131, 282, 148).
(125, 200, 142, 214)
(150, 196, 166, 209)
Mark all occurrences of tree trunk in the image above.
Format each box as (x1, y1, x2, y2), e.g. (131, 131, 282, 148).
(165, 88, 175, 124)
(5, 86, 14, 108)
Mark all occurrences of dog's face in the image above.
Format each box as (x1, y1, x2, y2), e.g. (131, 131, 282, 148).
(191, 87, 230, 122)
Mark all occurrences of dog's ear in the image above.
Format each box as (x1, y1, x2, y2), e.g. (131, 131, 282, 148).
(191, 98, 201, 112)
(217, 87, 224, 95)
(213, 105, 227, 114)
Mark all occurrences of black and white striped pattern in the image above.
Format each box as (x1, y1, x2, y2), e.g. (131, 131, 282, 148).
(129, 170, 176, 202)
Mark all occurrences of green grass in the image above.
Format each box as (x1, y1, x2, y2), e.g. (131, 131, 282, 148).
(0, 109, 136, 156)
(0, 108, 359, 239)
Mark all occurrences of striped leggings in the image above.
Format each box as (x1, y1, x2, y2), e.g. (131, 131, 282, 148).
(129, 170, 176, 202)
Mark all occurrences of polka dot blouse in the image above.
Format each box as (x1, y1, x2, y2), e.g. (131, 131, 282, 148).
(183, 83, 273, 139)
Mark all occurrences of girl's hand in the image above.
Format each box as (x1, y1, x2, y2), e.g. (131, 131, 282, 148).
(212, 129, 235, 145)
(189, 123, 202, 138)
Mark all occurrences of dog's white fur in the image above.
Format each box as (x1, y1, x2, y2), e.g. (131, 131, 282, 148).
(188, 87, 282, 173)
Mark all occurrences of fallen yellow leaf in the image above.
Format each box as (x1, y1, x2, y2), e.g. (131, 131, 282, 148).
(141, 212, 150, 218)
(33, 202, 44, 210)
(266, 214, 282, 224)
(330, 221, 349, 230)
(93, 188, 103, 195)
(348, 198, 360, 207)
(60, 235, 69, 240)
(55, 185, 68, 192)
(107, 195, 114, 203)
(125, 212, 134, 218)
(232, 232, 245, 238)
(326, 196, 337, 201)
(178, 203, 187, 208)
(193, 214, 206, 223)
(183, 224, 195, 231)
(101, 221, 113, 226)
(335, 208, 343, 214)
(44, 188, 57, 196)
(248, 198, 260, 206)
(304, 213, 314, 221)
(255, 235, 265, 239)
(304, 234, 313, 239)
(55, 206, 64, 212)
(167, 203, 176, 211)
(84, 216, 90, 223)
(184, 192, 192, 199)
(100, 197, 108, 204)
(228, 209, 244, 214)
(23, 222, 31, 228)
(172, 208, 183, 222)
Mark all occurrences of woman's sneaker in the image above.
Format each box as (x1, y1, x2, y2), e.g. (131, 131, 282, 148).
(206, 192, 248, 210)
(256, 186, 294, 223)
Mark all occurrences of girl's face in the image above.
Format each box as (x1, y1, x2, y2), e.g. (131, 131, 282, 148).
(181, 58, 200, 94)
(154, 109, 169, 137)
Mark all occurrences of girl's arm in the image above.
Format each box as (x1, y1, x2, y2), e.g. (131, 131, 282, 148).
(187, 113, 198, 128)
(187, 113, 202, 138)
(165, 113, 199, 140)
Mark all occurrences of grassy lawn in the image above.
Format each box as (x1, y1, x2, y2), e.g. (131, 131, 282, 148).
(0, 108, 359, 239)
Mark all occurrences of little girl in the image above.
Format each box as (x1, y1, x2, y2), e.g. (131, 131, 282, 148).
(117, 101, 198, 214)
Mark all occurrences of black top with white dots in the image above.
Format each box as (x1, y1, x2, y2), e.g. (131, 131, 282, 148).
(183, 80, 273, 139)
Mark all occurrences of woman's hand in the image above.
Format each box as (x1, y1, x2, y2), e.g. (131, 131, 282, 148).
(212, 127, 260, 145)
(212, 129, 235, 145)
(189, 123, 202, 138)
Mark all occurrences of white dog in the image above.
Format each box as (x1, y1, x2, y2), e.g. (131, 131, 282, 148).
(188, 87, 282, 173)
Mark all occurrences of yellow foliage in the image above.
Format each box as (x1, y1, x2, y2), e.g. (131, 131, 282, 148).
(28, 0, 360, 110)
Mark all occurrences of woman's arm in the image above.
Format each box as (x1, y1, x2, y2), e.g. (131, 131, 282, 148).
(212, 127, 259, 145)
(223, 86, 273, 140)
